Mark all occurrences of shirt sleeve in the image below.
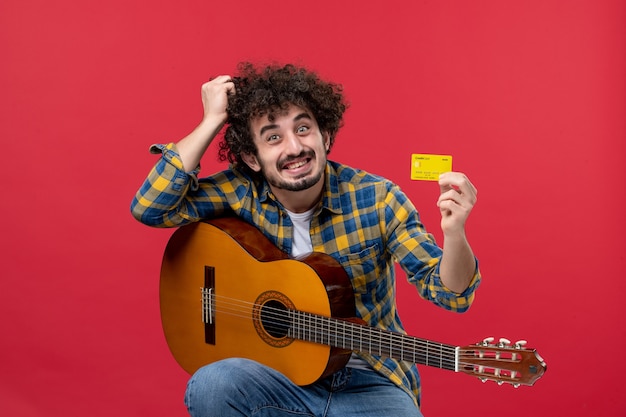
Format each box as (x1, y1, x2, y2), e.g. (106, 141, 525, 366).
(383, 182, 481, 312)
(129, 143, 203, 227)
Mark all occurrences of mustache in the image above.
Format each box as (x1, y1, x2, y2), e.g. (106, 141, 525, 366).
(277, 150, 315, 167)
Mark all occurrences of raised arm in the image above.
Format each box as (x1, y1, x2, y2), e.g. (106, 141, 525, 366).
(437, 172, 478, 293)
(130, 76, 236, 227)
(176, 75, 235, 171)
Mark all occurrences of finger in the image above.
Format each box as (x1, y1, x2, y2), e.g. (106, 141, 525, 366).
(439, 172, 477, 201)
(438, 187, 477, 212)
(438, 198, 473, 221)
(438, 199, 455, 214)
(213, 75, 236, 95)
(437, 194, 463, 213)
(202, 77, 236, 96)
(439, 171, 473, 188)
(440, 191, 476, 211)
(209, 74, 232, 82)
(438, 189, 460, 205)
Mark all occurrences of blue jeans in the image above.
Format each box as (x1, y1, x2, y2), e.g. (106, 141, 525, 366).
(184, 358, 423, 417)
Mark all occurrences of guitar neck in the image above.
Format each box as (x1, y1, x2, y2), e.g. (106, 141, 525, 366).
(288, 310, 458, 371)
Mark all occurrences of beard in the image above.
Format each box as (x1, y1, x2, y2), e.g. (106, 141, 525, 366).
(265, 169, 324, 192)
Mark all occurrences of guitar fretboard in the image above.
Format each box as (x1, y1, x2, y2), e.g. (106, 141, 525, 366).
(288, 310, 458, 371)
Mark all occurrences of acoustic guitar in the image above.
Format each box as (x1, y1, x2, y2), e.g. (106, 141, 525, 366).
(159, 217, 546, 387)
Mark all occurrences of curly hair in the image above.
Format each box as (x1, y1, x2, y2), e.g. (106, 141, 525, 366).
(218, 62, 347, 171)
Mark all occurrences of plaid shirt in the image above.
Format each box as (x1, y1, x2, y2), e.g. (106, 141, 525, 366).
(131, 143, 481, 406)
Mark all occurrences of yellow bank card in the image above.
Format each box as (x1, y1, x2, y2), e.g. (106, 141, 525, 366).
(411, 154, 453, 181)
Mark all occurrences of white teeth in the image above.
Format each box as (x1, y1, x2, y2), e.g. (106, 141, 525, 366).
(285, 160, 307, 169)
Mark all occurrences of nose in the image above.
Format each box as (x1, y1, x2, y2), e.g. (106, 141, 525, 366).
(284, 132, 304, 155)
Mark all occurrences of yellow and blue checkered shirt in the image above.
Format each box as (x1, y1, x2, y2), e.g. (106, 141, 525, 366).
(131, 143, 481, 406)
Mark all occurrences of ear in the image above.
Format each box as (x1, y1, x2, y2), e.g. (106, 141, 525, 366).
(323, 132, 331, 152)
(241, 152, 262, 172)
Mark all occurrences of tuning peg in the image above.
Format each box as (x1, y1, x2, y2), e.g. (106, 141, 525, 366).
(498, 338, 511, 347)
(514, 340, 527, 349)
(481, 337, 494, 346)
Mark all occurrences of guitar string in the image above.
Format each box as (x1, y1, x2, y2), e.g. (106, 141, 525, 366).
(201, 293, 508, 369)
(207, 293, 479, 358)
(206, 293, 455, 356)
(205, 293, 524, 375)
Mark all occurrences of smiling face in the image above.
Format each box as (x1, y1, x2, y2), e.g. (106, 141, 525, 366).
(242, 104, 330, 211)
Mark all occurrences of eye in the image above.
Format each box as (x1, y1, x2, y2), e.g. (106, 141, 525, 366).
(267, 134, 280, 142)
(296, 125, 309, 134)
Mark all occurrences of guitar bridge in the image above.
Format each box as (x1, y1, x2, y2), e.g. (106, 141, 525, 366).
(202, 287, 213, 324)
(202, 265, 215, 345)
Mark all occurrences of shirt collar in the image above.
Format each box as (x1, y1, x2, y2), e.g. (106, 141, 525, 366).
(321, 161, 343, 214)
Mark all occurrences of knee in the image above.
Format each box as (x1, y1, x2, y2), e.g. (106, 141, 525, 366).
(185, 358, 264, 403)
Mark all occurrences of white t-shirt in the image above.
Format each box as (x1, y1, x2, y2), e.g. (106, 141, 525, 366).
(285, 208, 372, 371)
(285, 207, 315, 258)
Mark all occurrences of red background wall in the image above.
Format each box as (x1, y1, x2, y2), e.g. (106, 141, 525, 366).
(2, 0, 624, 415)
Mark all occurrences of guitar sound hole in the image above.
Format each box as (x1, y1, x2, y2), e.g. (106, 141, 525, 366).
(261, 300, 290, 339)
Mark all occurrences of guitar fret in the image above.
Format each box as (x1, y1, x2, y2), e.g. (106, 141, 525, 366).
(306, 312, 310, 342)
(359, 324, 363, 353)
(305, 312, 309, 341)
(413, 339, 428, 363)
(288, 309, 293, 339)
(337, 318, 343, 348)
(436, 345, 444, 368)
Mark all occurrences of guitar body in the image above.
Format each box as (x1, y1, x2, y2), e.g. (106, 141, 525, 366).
(160, 217, 547, 388)
(159, 217, 356, 385)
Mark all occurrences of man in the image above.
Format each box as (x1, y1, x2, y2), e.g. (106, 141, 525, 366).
(131, 62, 481, 417)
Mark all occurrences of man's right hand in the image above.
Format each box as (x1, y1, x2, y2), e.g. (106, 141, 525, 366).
(200, 75, 236, 125)
(175, 76, 236, 172)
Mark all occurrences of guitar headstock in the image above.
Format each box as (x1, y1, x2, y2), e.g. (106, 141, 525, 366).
(458, 337, 547, 387)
